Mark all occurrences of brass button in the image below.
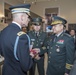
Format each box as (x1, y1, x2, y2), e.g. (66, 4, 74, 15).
(50, 52, 51, 54)
(36, 44, 38, 46)
(48, 61, 50, 63)
(47, 46, 49, 49)
(49, 56, 51, 58)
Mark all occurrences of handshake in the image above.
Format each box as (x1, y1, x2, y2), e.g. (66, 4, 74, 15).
(30, 48, 40, 59)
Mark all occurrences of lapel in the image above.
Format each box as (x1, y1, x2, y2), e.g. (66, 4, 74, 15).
(53, 32, 64, 45)
(32, 31, 38, 39)
(37, 31, 42, 39)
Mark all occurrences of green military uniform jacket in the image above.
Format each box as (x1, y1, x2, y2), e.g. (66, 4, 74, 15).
(47, 32, 75, 75)
(28, 30, 47, 56)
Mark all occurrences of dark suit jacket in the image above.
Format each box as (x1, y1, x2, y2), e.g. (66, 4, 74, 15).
(0, 23, 33, 75)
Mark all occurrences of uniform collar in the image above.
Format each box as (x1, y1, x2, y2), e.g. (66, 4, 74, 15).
(56, 31, 63, 37)
(12, 21, 21, 29)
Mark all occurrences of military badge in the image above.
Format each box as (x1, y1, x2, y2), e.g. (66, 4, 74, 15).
(56, 45, 60, 52)
(31, 39, 35, 45)
(42, 46, 46, 50)
(57, 40, 64, 44)
(31, 39, 35, 41)
(56, 48, 60, 52)
(31, 42, 34, 45)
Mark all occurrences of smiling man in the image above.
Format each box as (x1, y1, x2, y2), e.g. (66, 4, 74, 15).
(46, 16, 75, 75)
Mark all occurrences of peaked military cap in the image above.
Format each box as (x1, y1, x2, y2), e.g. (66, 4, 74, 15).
(9, 4, 31, 15)
(32, 17, 42, 26)
(51, 16, 67, 26)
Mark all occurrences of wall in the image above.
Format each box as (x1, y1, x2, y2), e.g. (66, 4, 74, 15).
(0, 0, 22, 17)
(0, 0, 4, 17)
(0, 0, 76, 29)
(0, 0, 22, 30)
(0, 0, 76, 23)
(30, 0, 76, 24)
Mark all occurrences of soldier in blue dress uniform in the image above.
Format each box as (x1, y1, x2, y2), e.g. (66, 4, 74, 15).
(0, 4, 33, 75)
(28, 17, 47, 75)
(46, 16, 75, 75)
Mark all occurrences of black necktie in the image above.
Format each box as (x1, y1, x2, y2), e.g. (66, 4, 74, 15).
(36, 32, 38, 38)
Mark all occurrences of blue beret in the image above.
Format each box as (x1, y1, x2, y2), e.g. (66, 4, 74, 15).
(47, 26, 52, 29)
(9, 4, 31, 15)
(51, 16, 67, 26)
(32, 17, 42, 26)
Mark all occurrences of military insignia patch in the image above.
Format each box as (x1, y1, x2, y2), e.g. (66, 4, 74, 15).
(31, 42, 34, 45)
(31, 39, 35, 41)
(57, 40, 64, 44)
(42, 46, 46, 50)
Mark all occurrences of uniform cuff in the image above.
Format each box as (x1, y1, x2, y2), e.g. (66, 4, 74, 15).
(65, 63, 73, 74)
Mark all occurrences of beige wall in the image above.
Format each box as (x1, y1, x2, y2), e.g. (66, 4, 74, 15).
(0, 0, 76, 24)
(0, 0, 4, 17)
(0, 0, 22, 17)
(30, 0, 76, 24)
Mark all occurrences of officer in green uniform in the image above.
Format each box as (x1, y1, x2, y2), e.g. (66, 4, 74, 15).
(46, 16, 75, 75)
(28, 17, 47, 75)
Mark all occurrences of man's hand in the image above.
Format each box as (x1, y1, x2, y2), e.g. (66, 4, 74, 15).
(30, 48, 40, 58)
(64, 73, 69, 75)
(34, 54, 41, 60)
(32, 48, 40, 53)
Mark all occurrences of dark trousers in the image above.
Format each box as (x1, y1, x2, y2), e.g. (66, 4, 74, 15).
(29, 57, 44, 75)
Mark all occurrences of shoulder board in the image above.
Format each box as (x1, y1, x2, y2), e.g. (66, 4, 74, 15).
(17, 31, 26, 36)
(63, 33, 71, 37)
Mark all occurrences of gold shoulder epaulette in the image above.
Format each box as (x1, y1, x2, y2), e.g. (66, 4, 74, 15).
(17, 31, 26, 36)
(64, 33, 71, 37)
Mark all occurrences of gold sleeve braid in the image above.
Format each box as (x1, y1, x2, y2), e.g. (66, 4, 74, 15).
(66, 63, 73, 70)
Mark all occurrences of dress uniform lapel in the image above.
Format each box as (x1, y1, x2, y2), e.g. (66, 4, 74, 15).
(38, 31, 41, 39)
(35, 31, 40, 39)
(32, 31, 38, 39)
(53, 35, 57, 42)
(53, 32, 64, 45)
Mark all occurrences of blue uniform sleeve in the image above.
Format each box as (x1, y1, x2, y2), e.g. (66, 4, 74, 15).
(16, 34, 33, 71)
(0, 32, 3, 56)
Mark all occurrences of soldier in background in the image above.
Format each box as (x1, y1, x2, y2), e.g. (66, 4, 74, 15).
(46, 16, 75, 75)
(63, 25, 69, 34)
(69, 29, 76, 44)
(69, 29, 76, 75)
(28, 17, 47, 75)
